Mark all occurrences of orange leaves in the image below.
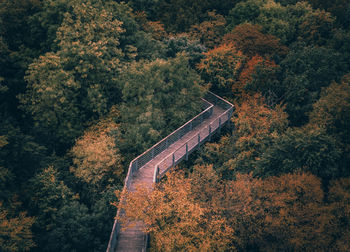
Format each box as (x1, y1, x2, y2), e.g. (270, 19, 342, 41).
(197, 43, 246, 92)
(119, 167, 235, 251)
(225, 172, 331, 251)
(118, 160, 350, 251)
(0, 202, 36, 251)
(234, 94, 288, 139)
(70, 120, 123, 185)
(135, 11, 167, 40)
(238, 55, 265, 88)
(197, 23, 283, 100)
(234, 55, 279, 97)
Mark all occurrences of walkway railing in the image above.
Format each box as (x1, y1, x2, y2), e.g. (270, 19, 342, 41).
(107, 91, 233, 252)
(153, 92, 234, 182)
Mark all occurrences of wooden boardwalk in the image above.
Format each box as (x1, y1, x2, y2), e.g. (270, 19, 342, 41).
(107, 92, 233, 252)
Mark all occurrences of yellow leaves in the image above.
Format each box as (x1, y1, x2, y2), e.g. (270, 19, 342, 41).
(70, 120, 123, 185)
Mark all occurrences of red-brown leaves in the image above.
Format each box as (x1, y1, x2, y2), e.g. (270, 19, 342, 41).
(222, 23, 288, 57)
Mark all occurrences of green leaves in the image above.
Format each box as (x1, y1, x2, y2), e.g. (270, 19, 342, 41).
(119, 54, 203, 153)
(281, 45, 347, 125)
(20, 1, 127, 151)
(255, 127, 342, 180)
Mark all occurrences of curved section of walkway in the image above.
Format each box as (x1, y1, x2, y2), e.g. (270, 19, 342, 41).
(107, 92, 234, 252)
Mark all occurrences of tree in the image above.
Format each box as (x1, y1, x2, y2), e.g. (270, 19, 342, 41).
(256, 0, 309, 45)
(236, 55, 282, 102)
(28, 0, 72, 52)
(20, 1, 125, 151)
(226, 0, 327, 45)
(118, 166, 334, 251)
(0, 202, 36, 252)
(140, 0, 237, 33)
(164, 34, 206, 68)
(43, 201, 94, 252)
(308, 0, 350, 28)
(20, 53, 83, 151)
(105, 1, 165, 61)
(309, 74, 350, 141)
(327, 178, 350, 251)
(197, 43, 246, 96)
(222, 23, 288, 58)
(28, 165, 99, 251)
(0, 0, 44, 124)
(225, 172, 331, 251)
(189, 11, 226, 49)
(280, 44, 347, 125)
(119, 54, 203, 153)
(255, 127, 342, 180)
(0, 121, 46, 182)
(226, 0, 264, 30)
(70, 118, 123, 186)
(29, 166, 75, 231)
(308, 74, 350, 176)
(197, 135, 236, 179)
(118, 166, 235, 251)
(299, 8, 335, 46)
(225, 94, 288, 174)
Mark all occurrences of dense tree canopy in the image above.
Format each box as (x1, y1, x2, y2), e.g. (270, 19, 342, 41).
(118, 54, 204, 153)
(119, 165, 349, 251)
(1, 0, 349, 250)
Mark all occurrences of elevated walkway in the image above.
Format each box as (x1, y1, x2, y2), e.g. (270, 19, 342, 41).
(107, 92, 234, 252)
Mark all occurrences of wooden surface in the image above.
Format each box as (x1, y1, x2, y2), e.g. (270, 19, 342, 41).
(114, 104, 226, 252)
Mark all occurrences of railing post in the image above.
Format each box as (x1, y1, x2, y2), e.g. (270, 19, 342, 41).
(157, 165, 159, 183)
(209, 125, 212, 141)
(186, 143, 188, 161)
(198, 133, 200, 149)
(227, 110, 232, 127)
(153, 165, 159, 183)
(172, 153, 175, 167)
(219, 118, 222, 135)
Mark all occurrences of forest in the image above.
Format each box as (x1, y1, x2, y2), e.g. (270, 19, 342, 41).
(0, 0, 349, 251)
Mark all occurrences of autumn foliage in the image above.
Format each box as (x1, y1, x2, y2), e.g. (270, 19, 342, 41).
(197, 43, 245, 94)
(235, 55, 279, 98)
(189, 11, 226, 49)
(70, 118, 123, 185)
(222, 23, 288, 57)
(1, 0, 349, 250)
(118, 164, 349, 251)
(0, 202, 36, 252)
